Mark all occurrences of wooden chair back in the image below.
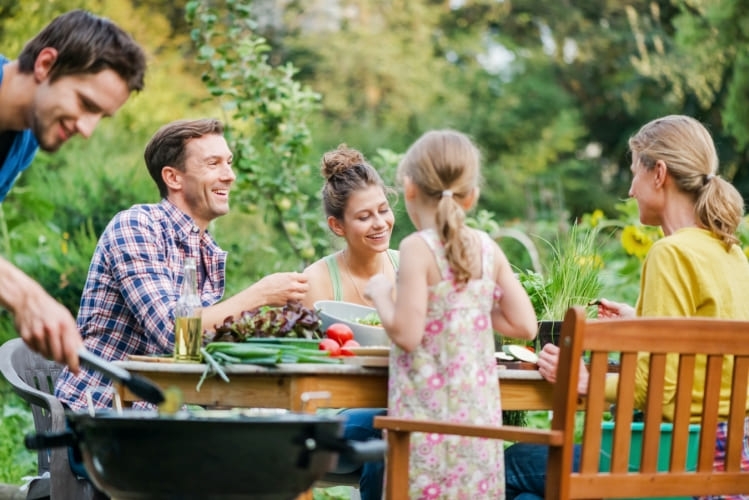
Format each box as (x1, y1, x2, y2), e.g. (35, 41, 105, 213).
(375, 306, 749, 499)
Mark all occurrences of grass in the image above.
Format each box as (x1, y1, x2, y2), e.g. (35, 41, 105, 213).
(0, 379, 38, 484)
(0, 324, 38, 485)
(525, 410, 588, 443)
(313, 486, 355, 499)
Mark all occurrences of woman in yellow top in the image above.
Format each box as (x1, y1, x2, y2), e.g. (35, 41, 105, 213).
(505, 115, 749, 500)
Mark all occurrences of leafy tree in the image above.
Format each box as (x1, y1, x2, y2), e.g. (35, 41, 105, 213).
(186, 0, 325, 275)
(623, 0, 749, 199)
(275, 0, 682, 224)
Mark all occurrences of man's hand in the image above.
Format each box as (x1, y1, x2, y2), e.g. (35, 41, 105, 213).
(250, 272, 309, 307)
(0, 259, 82, 372)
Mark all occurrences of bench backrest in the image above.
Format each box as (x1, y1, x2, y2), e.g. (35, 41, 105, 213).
(549, 306, 749, 499)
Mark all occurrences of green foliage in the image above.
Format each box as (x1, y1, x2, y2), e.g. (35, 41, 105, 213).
(723, 48, 749, 149)
(517, 270, 549, 320)
(312, 486, 352, 500)
(0, 121, 158, 313)
(523, 410, 587, 444)
(0, 382, 36, 484)
(283, 1, 455, 148)
(518, 223, 605, 320)
(186, 0, 324, 269)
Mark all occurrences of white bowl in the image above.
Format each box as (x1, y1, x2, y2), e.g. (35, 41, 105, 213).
(314, 300, 390, 346)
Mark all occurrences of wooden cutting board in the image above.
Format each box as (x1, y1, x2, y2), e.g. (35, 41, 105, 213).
(343, 356, 389, 367)
(497, 360, 538, 370)
(347, 346, 390, 357)
(127, 354, 177, 363)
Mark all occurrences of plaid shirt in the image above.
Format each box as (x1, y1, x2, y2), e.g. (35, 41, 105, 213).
(55, 199, 226, 410)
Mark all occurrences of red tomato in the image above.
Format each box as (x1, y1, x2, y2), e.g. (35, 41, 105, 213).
(318, 338, 341, 356)
(325, 323, 354, 346)
(342, 339, 360, 348)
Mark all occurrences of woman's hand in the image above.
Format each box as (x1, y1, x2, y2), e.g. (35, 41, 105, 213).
(537, 343, 590, 395)
(596, 298, 635, 319)
(537, 344, 561, 383)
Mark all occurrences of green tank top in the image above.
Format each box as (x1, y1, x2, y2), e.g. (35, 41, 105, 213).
(324, 249, 399, 301)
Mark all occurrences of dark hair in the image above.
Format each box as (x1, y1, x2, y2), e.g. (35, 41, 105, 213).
(320, 144, 392, 221)
(629, 115, 745, 248)
(144, 119, 225, 198)
(17, 9, 146, 92)
(398, 129, 481, 285)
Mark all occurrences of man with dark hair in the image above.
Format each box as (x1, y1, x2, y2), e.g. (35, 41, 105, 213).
(0, 10, 147, 371)
(55, 118, 309, 411)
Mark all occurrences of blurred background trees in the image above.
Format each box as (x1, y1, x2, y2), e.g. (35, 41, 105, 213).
(1, 0, 748, 331)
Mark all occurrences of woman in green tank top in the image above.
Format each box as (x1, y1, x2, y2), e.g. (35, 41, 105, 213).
(302, 144, 399, 309)
(301, 144, 397, 500)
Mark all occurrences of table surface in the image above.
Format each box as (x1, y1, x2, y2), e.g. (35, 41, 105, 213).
(114, 359, 554, 411)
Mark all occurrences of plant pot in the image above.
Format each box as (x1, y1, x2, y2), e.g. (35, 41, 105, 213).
(536, 320, 562, 350)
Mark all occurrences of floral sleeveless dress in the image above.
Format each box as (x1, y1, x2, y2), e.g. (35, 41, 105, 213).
(388, 228, 504, 499)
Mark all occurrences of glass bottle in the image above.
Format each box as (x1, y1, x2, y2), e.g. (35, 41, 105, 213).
(173, 257, 203, 362)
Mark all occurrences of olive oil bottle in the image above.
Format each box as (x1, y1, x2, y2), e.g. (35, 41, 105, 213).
(174, 257, 203, 362)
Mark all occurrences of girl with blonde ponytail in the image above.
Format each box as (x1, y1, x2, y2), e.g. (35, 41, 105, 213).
(365, 129, 537, 499)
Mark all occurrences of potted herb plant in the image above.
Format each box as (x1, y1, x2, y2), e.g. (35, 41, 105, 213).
(518, 223, 604, 349)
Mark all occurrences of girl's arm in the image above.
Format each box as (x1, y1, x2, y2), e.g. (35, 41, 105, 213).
(490, 243, 537, 341)
(365, 234, 430, 352)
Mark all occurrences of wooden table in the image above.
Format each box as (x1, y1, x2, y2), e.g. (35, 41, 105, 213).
(113, 360, 553, 411)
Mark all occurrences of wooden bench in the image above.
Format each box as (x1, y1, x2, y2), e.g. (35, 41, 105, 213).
(375, 306, 749, 499)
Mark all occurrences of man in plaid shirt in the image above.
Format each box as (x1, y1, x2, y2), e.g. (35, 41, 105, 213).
(55, 118, 309, 410)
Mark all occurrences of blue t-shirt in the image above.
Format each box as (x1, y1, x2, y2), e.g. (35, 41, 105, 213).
(0, 55, 39, 201)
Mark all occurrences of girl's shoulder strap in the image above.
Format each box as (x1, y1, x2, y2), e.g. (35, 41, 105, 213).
(417, 229, 451, 278)
(323, 253, 344, 301)
(478, 230, 496, 280)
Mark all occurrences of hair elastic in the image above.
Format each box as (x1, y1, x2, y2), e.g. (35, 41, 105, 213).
(704, 173, 715, 185)
(441, 190, 453, 198)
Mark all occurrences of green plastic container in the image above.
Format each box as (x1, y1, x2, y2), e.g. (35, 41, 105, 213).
(599, 421, 701, 500)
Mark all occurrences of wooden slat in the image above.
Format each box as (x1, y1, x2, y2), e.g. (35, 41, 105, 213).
(384, 429, 410, 499)
(641, 353, 666, 472)
(670, 353, 695, 471)
(579, 351, 607, 474)
(373, 417, 561, 445)
(584, 319, 749, 356)
(698, 354, 723, 471)
(547, 308, 588, 500)
(569, 471, 749, 498)
(610, 352, 636, 473)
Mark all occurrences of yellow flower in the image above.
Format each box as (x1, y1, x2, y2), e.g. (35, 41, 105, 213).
(61, 232, 69, 255)
(589, 209, 604, 227)
(744, 246, 749, 259)
(621, 225, 653, 259)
